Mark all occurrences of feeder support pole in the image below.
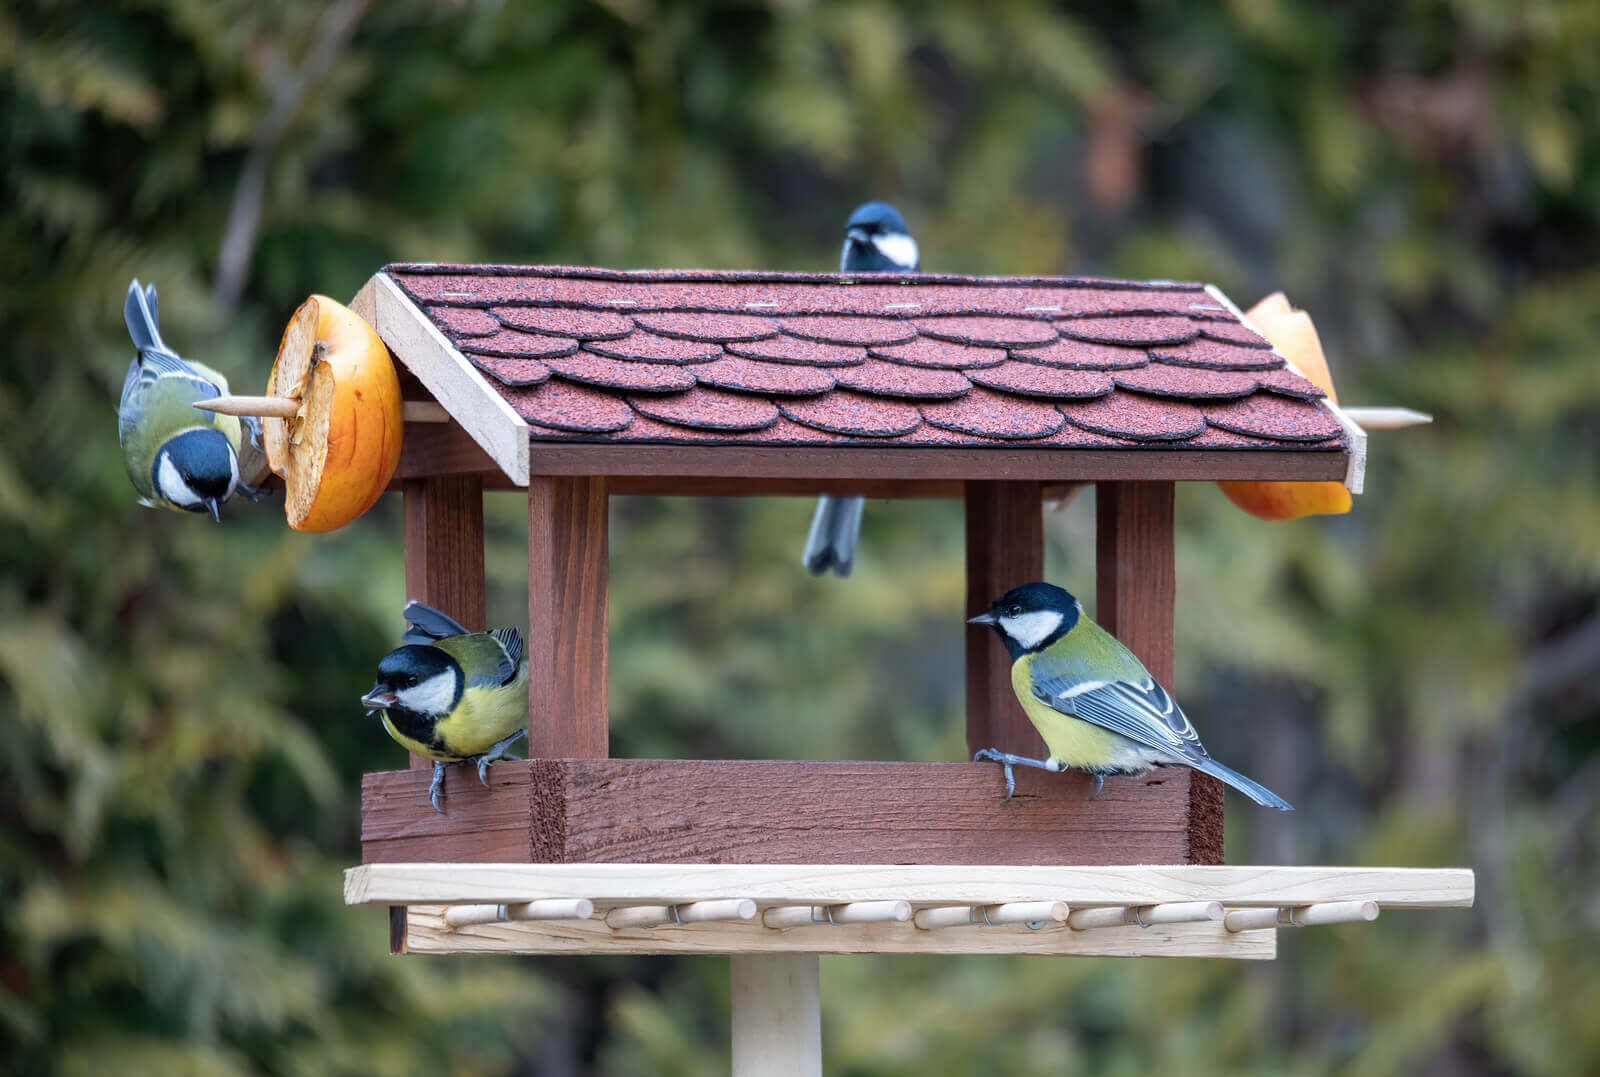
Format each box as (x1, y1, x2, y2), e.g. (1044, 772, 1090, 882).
(527, 476, 609, 758)
(1094, 482, 1174, 684)
(731, 954, 822, 1077)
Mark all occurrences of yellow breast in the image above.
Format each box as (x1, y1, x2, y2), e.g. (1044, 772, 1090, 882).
(382, 672, 528, 762)
(1011, 656, 1124, 767)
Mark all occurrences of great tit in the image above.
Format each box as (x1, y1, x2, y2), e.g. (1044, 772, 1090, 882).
(118, 279, 270, 518)
(361, 601, 529, 812)
(969, 582, 1293, 810)
(802, 202, 920, 577)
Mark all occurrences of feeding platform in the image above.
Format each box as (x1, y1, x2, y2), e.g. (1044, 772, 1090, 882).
(348, 863, 1474, 960)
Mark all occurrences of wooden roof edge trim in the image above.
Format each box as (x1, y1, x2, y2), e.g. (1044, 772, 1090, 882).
(357, 273, 530, 485)
(345, 862, 1476, 908)
(523, 443, 1348, 483)
(383, 262, 1206, 293)
(1206, 283, 1368, 493)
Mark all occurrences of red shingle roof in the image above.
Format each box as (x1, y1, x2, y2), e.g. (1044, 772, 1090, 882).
(386, 265, 1344, 451)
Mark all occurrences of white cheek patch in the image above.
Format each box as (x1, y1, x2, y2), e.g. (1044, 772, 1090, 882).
(156, 453, 202, 507)
(999, 610, 1064, 651)
(873, 232, 918, 270)
(226, 446, 240, 495)
(396, 671, 459, 716)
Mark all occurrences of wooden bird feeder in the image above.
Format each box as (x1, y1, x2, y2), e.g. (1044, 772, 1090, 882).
(340, 265, 1471, 1073)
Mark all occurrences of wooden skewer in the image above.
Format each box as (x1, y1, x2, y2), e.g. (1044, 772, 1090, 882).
(762, 901, 912, 929)
(1224, 900, 1379, 933)
(193, 395, 450, 423)
(1067, 901, 1223, 931)
(912, 901, 1071, 930)
(444, 898, 594, 929)
(604, 899, 757, 930)
(1339, 406, 1433, 430)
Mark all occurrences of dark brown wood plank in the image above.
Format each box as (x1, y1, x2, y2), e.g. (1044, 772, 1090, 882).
(402, 476, 486, 772)
(527, 477, 609, 758)
(1094, 482, 1175, 683)
(605, 477, 964, 499)
(1094, 480, 1222, 861)
(362, 766, 532, 863)
(965, 482, 1046, 759)
(361, 759, 1209, 866)
(394, 420, 502, 479)
(527, 443, 1347, 483)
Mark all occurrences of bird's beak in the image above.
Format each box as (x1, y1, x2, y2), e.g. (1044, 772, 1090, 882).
(205, 498, 222, 523)
(967, 611, 998, 626)
(361, 689, 395, 715)
(847, 227, 871, 245)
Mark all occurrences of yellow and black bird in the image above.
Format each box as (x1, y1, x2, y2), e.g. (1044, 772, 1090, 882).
(968, 582, 1292, 810)
(361, 601, 528, 812)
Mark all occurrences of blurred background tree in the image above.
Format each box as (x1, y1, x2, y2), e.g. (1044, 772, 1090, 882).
(2, 0, 1597, 1073)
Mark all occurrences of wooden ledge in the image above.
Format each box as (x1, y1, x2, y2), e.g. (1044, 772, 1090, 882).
(360, 759, 1223, 867)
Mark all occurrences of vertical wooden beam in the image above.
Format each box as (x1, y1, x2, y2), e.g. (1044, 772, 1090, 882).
(1094, 482, 1174, 684)
(731, 954, 821, 1077)
(964, 481, 1045, 758)
(403, 476, 487, 772)
(1096, 481, 1223, 858)
(527, 476, 609, 759)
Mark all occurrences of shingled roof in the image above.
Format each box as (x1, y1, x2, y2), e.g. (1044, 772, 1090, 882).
(384, 266, 1349, 455)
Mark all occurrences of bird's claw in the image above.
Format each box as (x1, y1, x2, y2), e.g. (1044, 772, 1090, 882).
(1089, 773, 1104, 801)
(473, 729, 529, 788)
(972, 748, 1018, 800)
(429, 760, 447, 814)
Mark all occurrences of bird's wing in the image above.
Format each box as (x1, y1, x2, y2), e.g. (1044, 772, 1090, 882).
(489, 627, 524, 685)
(401, 601, 472, 643)
(1028, 651, 1209, 765)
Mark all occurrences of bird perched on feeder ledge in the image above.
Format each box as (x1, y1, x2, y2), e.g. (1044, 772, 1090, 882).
(970, 582, 1293, 810)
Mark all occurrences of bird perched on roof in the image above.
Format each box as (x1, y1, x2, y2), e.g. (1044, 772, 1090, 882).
(361, 601, 529, 812)
(118, 279, 270, 519)
(801, 202, 920, 577)
(968, 582, 1292, 810)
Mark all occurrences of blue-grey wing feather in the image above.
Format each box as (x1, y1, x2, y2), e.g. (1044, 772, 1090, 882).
(402, 600, 472, 643)
(1030, 667, 1209, 764)
(490, 627, 523, 684)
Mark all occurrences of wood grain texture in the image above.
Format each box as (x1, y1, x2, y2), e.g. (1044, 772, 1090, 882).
(400, 904, 1277, 958)
(394, 420, 506, 480)
(731, 955, 821, 1076)
(347, 862, 1474, 908)
(370, 272, 530, 484)
(360, 759, 1207, 866)
(527, 477, 609, 758)
(1092, 480, 1228, 852)
(402, 475, 486, 772)
(965, 482, 1046, 758)
(605, 477, 964, 498)
(526, 442, 1347, 484)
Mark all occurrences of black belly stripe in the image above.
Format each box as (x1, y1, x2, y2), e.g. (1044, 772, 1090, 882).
(385, 707, 447, 754)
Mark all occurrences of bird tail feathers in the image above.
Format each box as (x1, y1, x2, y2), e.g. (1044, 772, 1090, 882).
(401, 600, 472, 643)
(801, 495, 864, 577)
(1193, 757, 1294, 811)
(124, 279, 168, 357)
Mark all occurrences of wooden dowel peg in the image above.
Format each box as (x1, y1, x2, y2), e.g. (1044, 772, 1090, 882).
(193, 394, 300, 419)
(762, 901, 911, 929)
(1224, 900, 1380, 933)
(604, 899, 757, 930)
(913, 901, 1070, 930)
(444, 898, 594, 929)
(192, 395, 450, 423)
(1067, 901, 1223, 931)
(1340, 406, 1433, 430)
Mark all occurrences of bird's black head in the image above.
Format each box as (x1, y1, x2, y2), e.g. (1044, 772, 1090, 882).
(154, 428, 238, 521)
(361, 645, 464, 721)
(842, 201, 918, 272)
(968, 581, 1081, 659)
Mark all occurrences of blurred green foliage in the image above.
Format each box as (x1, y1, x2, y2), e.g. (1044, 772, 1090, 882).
(3, 0, 1598, 1073)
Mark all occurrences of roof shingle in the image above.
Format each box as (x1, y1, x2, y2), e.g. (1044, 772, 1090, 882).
(388, 265, 1346, 452)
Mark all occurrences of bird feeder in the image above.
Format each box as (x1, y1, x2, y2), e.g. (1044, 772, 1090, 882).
(337, 265, 1471, 1073)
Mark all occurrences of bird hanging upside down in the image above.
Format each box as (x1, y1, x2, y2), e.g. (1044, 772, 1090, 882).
(118, 279, 270, 518)
(362, 601, 529, 812)
(969, 582, 1292, 810)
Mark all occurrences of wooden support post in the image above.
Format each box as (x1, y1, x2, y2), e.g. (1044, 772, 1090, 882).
(403, 476, 487, 766)
(964, 481, 1044, 758)
(1096, 481, 1223, 861)
(1094, 482, 1174, 683)
(527, 476, 609, 759)
(731, 954, 821, 1077)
